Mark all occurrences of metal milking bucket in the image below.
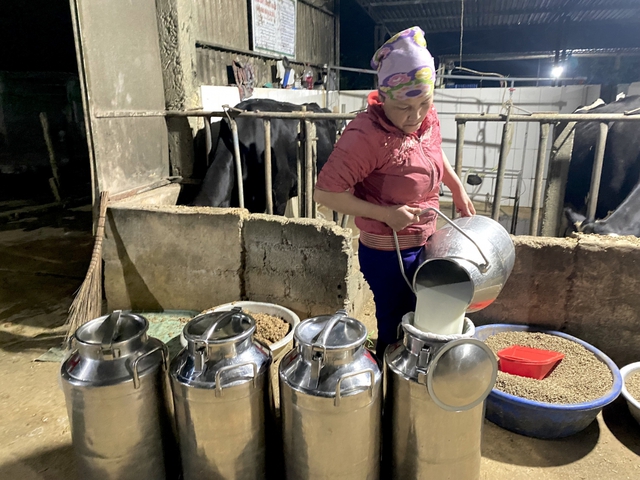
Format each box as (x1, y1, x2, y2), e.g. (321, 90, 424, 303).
(395, 208, 516, 316)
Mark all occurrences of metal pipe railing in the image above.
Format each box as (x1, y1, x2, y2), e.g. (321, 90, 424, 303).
(491, 105, 513, 221)
(453, 109, 640, 236)
(586, 122, 610, 223)
(452, 121, 466, 218)
(529, 123, 550, 235)
(229, 118, 245, 209)
(456, 112, 640, 122)
(263, 119, 273, 215)
(204, 115, 213, 165)
(304, 115, 314, 218)
(322, 64, 587, 84)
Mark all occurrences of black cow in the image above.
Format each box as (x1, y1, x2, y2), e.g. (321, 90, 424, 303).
(563, 95, 640, 220)
(192, 98, 338, 215)
(566, 181, 640, 236)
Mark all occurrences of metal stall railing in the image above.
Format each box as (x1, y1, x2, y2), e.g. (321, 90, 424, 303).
(96, 105, 640, 236)
(165, 108, 358, 224)
(453, 111, 640, 236)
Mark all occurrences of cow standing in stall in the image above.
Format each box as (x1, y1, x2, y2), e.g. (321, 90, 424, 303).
(567, 180, 640, 236)
(563, 95, 640, 235)
(192, 99, 339, 215)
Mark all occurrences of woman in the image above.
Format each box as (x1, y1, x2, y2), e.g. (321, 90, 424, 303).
(314, 27, 475, 361)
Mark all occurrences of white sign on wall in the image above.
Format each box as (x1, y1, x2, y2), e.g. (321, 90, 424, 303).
(251, 0, 296, 58)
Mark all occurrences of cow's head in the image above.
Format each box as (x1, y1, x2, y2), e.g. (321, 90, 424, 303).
(564, 208, 618, 236)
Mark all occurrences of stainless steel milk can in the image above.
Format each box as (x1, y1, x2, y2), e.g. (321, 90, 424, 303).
(60, 311, 173, 480)
(279, 310, 382, 480)
(412, 209, 516, 312)
(384, 313, 498, 480)
(170, 307, 272, 480)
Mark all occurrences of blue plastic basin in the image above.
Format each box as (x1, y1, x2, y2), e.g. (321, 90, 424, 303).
(474, 324, 623, 439)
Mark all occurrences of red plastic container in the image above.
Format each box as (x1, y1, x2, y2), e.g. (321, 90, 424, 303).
(497, 345, 565, 380)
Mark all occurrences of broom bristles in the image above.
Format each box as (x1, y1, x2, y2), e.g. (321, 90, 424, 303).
(65, 191, 109, 344)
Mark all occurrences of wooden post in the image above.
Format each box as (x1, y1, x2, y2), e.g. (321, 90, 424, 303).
(39, 112, 62, 202)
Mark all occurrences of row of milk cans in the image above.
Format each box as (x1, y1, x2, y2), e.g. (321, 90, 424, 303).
(60, 307, 497, 480)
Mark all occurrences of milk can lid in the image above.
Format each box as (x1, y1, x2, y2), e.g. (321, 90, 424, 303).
(294, 310, 367, 351)
(75, 311, 148, 347)
(184, 307, 255, 346)
(426, 338, 497, 412)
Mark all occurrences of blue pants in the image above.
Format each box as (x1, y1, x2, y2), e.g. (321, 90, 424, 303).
(358, 242, 424, 360)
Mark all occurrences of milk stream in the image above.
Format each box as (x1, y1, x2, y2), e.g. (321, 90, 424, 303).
(413, 282, 472, 335)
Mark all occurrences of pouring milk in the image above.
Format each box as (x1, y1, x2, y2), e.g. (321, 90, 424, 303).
(413, 278, 473, 335)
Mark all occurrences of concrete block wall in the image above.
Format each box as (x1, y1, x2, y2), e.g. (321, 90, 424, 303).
(244, 215, 362, 317)
(103, 196, 370, 320)
(470, 235, 640, 367)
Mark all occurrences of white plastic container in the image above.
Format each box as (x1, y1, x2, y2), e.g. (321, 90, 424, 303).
(184, 301, 300, 360)
(620, 361, 640, 426)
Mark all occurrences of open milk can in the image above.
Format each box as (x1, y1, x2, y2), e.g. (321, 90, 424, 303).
(170, 307, 272, 480)
(384, 315, 498, 479)
(279, 310, 382, 480)
(60, 311, 174, 480)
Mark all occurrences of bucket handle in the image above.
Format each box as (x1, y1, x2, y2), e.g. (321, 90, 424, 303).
(393, 208, 490, 292)
(131, 345, 168, 389)
(334, 369, 375, 407)
(215, 362, 258, 397)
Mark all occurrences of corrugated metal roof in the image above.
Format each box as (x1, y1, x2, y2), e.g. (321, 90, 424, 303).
(355, 0, 640, 34)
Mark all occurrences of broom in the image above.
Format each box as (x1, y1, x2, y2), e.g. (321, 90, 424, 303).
(65, 191, 110, 345)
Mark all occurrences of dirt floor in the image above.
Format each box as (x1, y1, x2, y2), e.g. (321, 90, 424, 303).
(0, 206, 639, 479)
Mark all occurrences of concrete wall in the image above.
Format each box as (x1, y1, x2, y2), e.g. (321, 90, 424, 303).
(470, 235, 640, 367)
(103, 188, 370, 319)
(72, 0, 170, 198)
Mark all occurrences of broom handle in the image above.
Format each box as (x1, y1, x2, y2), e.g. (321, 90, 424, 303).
(85, 191, 110, 277)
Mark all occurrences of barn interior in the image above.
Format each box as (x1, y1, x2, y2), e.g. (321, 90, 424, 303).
(1, 0, 640, 479)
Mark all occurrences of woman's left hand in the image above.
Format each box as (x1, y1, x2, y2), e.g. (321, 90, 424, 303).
(452, 189, 476, 217)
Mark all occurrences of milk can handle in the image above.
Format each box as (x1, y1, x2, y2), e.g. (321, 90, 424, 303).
(393, 208, 490, 292)
(316, 310, 348, 348)
(334, 369, 375, 407)
(311, 309, 348, 357)
(201, 307, 244, 343)
(419, 208, 490, 270)
(98, 310, 122, 358)
(131, 345, 168, 389)
(215, 362, 258, 397)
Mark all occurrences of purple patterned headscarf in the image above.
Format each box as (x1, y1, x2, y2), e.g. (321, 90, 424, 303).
(371, 27, 436, 101)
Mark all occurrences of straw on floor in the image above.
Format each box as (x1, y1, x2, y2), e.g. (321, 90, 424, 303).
(65, 191, 110, 344)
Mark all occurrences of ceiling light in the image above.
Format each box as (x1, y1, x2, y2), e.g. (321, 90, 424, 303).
(551, 65, 564, 78)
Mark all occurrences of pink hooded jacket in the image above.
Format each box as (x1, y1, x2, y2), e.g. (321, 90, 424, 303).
(316, 91, 443, 251)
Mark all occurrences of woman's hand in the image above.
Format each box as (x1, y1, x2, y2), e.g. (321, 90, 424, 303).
(452, 189, 476, 217)
(383, 205, 424, 231)
(440, 148, 476, 217)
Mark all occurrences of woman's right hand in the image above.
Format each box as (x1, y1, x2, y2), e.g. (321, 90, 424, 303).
(383, 205, 424, 231)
